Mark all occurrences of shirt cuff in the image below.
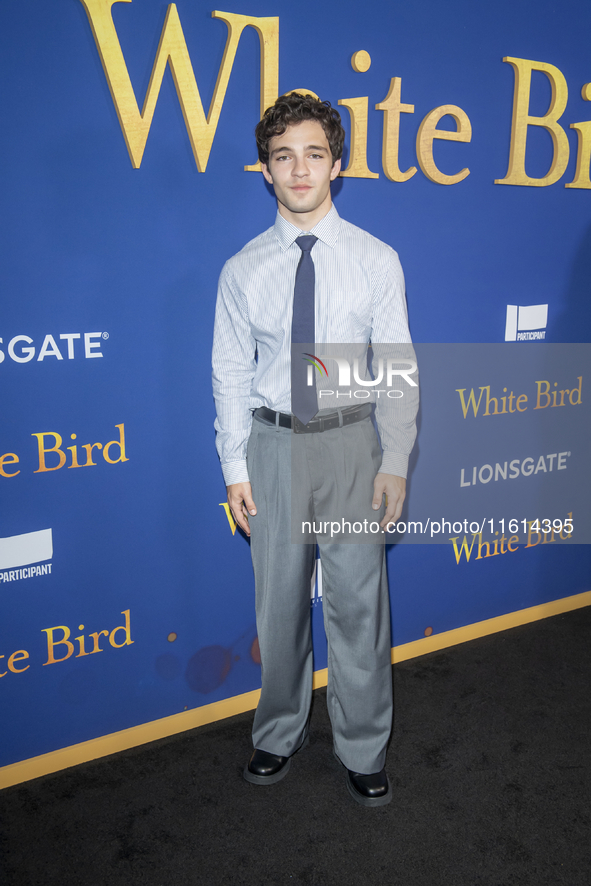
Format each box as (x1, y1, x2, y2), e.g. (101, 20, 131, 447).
(378, 452, 408, 479)
(222, 460, 250, 486)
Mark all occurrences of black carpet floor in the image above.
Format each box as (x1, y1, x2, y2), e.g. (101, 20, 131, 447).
(1, 606, 590, 886)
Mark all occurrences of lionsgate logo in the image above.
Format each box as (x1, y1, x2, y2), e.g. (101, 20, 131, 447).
(302, 348, 418, 401)
(0, 332, 108, 364)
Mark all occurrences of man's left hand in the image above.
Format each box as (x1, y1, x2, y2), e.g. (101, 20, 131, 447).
(372, 473, 406, 530)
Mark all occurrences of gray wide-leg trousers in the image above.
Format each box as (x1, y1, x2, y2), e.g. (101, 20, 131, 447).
(247, 412, 393, 775)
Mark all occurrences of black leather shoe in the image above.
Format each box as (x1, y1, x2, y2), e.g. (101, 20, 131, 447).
(346, 768, 392, 807)
(243, 748, 291, 785)
(243, 733, 309, 785)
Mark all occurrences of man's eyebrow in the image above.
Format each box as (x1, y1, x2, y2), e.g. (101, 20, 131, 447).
(269, 144, 329, 157)
(269, 145, 292, 157)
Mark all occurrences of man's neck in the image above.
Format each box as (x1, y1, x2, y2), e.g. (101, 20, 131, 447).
(277, 200, 333, 231)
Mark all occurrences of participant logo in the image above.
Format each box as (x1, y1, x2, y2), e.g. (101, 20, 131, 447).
(0, 528, 53, 584)
(505, 305, 548, 341)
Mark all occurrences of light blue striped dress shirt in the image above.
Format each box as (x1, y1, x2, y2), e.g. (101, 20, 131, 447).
(212, 205, 418, 486)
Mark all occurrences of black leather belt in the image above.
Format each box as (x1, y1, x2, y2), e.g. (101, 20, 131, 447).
(254, 403, 372, 434)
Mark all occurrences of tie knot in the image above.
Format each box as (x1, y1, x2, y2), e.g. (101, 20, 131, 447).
(296, 235, 317, 253)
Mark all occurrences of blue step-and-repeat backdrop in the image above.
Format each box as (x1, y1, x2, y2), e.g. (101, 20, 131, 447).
(1, 0, 590, 771)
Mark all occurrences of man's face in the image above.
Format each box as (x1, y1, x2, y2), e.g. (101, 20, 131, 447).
(261, 120, 341, 227)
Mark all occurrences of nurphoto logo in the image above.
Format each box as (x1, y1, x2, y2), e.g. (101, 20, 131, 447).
(300, 346, 418, 402)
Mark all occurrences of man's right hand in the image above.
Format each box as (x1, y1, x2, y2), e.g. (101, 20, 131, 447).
(227, 482, 257, 537)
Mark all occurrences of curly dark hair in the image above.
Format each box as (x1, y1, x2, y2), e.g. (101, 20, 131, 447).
(255, 92, 345, 166)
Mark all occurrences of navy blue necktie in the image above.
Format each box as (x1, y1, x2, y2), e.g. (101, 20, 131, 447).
(291, 235, 318, 425)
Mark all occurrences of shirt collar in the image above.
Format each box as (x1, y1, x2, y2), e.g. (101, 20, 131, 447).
(274, 204, 341, 252)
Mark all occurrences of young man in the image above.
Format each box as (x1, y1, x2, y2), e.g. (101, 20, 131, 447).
(212, 93, 417, 807)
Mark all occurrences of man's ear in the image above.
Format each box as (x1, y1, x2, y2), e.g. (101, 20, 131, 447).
(330, 158, 341, 181)
(261, 163, 274, 185)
